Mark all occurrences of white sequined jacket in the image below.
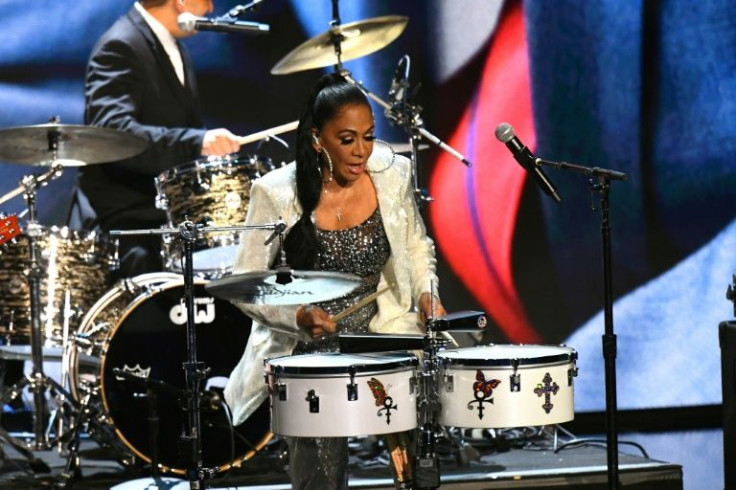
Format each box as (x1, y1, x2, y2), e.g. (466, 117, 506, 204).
(224, 146, 439, 426)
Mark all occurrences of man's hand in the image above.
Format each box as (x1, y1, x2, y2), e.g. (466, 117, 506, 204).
(201, 128, 241, 156)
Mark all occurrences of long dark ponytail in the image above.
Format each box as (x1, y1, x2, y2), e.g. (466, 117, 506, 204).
(281, 72, 371, 270)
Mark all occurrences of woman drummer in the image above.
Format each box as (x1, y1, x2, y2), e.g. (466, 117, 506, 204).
(224, 72, 445, 489)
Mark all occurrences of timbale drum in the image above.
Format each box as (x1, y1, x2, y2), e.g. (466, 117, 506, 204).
(437, 344, 578, 429)
(265, 352, 418, 438)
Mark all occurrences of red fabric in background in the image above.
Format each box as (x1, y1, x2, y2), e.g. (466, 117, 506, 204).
(429, 2, 539, 342)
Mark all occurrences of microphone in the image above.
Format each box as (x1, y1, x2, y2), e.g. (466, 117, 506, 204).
(388, 55, 410, 108)
(495, 122, 562, 203)
(178, 12, 270, 35)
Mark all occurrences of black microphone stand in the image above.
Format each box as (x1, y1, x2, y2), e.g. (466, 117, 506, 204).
(535, 157, 627, 490)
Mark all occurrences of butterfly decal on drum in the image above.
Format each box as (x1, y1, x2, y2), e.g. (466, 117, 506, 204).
(367, 377, 397, 425)
(468, 370, 502, 420)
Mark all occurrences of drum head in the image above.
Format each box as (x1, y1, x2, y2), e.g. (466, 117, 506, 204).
(266, 352, 417, 376)
(438, 344, 576, 367)
(100, 280, 270, 474)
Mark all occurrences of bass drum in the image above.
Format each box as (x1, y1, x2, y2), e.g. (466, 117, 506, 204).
(69, 272, 272, 475)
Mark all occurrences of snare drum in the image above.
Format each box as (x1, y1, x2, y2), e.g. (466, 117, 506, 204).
(68, 273, 272, 474)
(0, 226, 116, 344)
(155, 154, 276, 277)
(437, 345, 578, 428)
(265, 352, 418, 437)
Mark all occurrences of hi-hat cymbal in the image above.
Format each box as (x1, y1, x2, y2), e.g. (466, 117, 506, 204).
(0, 124, 149, 166)
(271, 15, 408, 75)
(205, 269, 362, 306)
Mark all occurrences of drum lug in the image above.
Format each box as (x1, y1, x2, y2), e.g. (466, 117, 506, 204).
(272, 367, 288, 401)
(410, 373, 417, 394)
(155, 194, 169, 211)
(347, 366, 358, 401)
(510, 358, 521, 392)
(443, 373, 454, 392)
(277, 382, 288, 401)
(568, 350, 579, 386)
(306, 389, 320, 413)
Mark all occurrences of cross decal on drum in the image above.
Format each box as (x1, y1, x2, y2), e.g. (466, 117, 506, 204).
(534, 372, 560, 414)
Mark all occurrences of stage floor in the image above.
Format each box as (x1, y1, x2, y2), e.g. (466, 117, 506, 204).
(0, 428, 683, 489)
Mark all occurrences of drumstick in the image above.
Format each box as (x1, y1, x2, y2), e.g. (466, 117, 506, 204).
(331, 285, 391, 322)
(236, 120, 299, 146)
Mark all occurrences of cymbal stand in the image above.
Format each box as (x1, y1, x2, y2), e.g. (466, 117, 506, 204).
(0, 163, 73, 461)
(533, 156, 627, 490)
(328, 0, 345, 69)
(110, 219, 287, 489)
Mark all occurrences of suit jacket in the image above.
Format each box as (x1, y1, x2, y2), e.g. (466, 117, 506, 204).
(79, 6, 207, 228)
(224, 146, 439, 426)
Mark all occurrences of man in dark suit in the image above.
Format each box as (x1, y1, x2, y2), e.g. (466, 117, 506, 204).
(78, 0, 241, 276)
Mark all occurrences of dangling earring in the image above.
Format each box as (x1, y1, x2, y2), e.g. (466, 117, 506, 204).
(321, 147, 334, 184)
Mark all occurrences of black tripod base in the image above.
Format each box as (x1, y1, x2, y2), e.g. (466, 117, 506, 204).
(0, 424, 51, 473)
(0, 370, 81, 474)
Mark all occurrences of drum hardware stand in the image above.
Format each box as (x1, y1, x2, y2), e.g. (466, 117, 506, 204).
(110, 219, 287, 489)
(415, 308, 444, 488)
(54, 385, 97, 488)
(532, 156, 628, 490)
(318, 0, 471, 206)
(415, 308, 488, 486)
(110, 367, 197, 478)
(0, 159, 80, 472)
(337, 68, 472, 208)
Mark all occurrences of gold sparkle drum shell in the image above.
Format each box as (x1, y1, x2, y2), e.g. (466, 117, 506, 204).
(0, 226, 116, 344)
(155, 154, 276, 277)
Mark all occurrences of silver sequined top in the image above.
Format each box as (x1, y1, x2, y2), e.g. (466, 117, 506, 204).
(295, 207, 391, 354)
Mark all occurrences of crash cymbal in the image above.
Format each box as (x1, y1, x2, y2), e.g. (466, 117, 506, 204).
(271, 15, 408, 75)
(0, 124, 149, 166)
(205, 269, 362, 305)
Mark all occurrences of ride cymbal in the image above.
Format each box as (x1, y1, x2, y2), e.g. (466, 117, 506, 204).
(271, 15, 408, 75)
(0, 124, 149, 166)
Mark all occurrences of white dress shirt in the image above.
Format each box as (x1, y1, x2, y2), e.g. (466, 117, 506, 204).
(135, 2, 185, 85)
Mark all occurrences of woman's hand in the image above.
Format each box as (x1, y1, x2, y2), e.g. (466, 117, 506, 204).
(417, 292, 446, 326)
(296, 304, 337, 338)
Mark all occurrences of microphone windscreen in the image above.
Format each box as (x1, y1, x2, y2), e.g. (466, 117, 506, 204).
(494, 122, 515, 143)
(177, 12, 199, 32)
